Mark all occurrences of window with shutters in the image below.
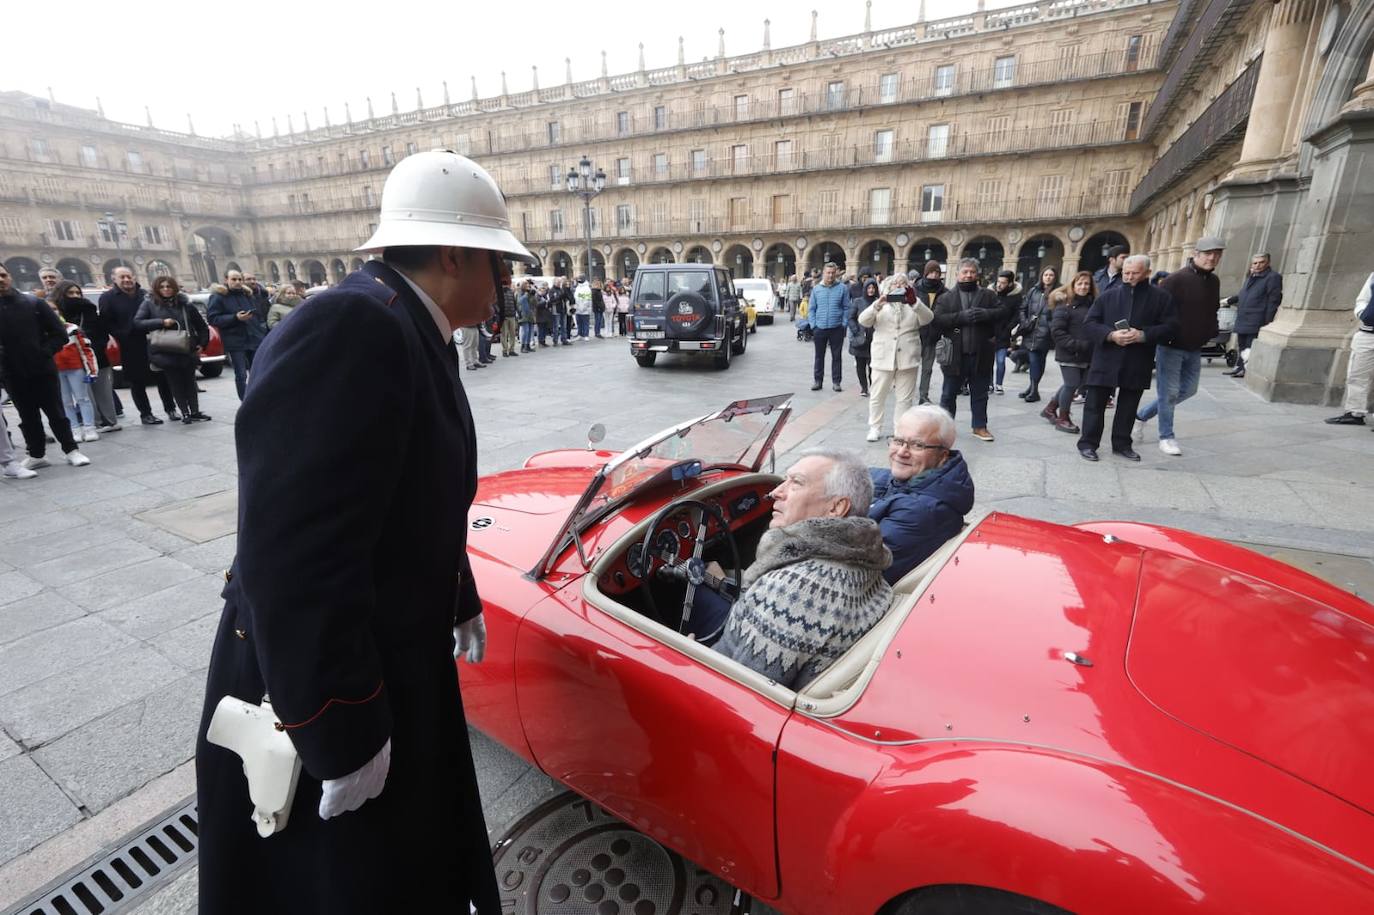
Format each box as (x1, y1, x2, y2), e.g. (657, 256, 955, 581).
(1120, 101, 1143, 140)
(691, 148, 707, 174)
(1103, 169, 1132, 201)
(1036, 175, 1065, 215)
(550, 209, 565, 235)
(771, 194, 791, 227)
(80, 145, 99, 168)
(616, 157, 631, 184)
(547, 121, 561, 144)
(30, 138, 52, 161)
(127, 150, 145, 173)
(0, 215, 24, 236)
(691, 99, 709, 127)
(873, 129, 895, 163)
(550, 164, 563, 189)
(689, 198, 706, 232)
(1060, 43, 1082, 78)
(1048, 108, 1075, 144)
(616, 204, 633, 231)
(453, 133, 471, 156)
(729, 197, 749, 228)
(920, 185, 944, 223)
(405, 142, 418, 156)
(363, 186, 376, 207)
(1124, 35, 1143, 71)
(994, 56, 1016, 89)
(616, 111, 630, 135)
(51, 219, 80, 242)
(382, 146, 395, 166)
(650, 200, 669, 232)
(818, 188, 839, 216)
(587, 207, 600, 234)
(879, 73, 899, 104)
(976, 178, 1002, 204)
(360, 148, 372, 168)
(933, 65, 955, 97)
(654, 105, 667, 129)
(869, 188, 892, 225)
(734, 95, 750, 120)
(826, 81, 846, 110)
(775, 140, 794, 169)
(143, 225, 166, 245)
(927, 124, 950, 159)
(777, 87, 797, 115)
(653, 153, 668, 176)
(987, 115, 1011, 149)
(731, 144, 748, 174)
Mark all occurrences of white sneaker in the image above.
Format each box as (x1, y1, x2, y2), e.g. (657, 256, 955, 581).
(82, 427, 100, 443)
(65, 450, 91, 467)
(1159, 438, 1182, 456)
(22, 456, 49, 470)
(2, 461, 37, 479)
(865, 426, 880, 443)
(1133, 419, 1149, 442)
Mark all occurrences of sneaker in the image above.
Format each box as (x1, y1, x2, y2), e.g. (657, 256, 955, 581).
(141, 414, 164, 426)
(65, 450, 91, 467)
(993, 385, 1004, 395)
(2, 461, 37, 479)
(971, 428, 995, 442)
(1133, 419, 1149, 441)
(81, 427, 100, 443)
(188, 412, 212, 423)
(22, 456, 50, 470)
(1325, 412, 1366, 426)
(865, 427, 880, 443)
(96, 422, 122, 433)
(1159, 438, 1182, 456)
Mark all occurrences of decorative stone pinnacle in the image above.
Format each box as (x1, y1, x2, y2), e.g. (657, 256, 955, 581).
(811, 10, 819, 41)
(764, 19, 771, 49)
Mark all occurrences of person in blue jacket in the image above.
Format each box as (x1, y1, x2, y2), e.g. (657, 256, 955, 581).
(868, 403, 975, 583)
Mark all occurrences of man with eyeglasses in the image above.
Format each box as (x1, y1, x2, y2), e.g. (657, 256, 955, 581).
(868, 403, 974, 583)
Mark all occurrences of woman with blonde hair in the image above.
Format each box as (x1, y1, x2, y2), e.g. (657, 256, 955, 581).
(858, 272, 934, 442)
(267, 285, 302, 329)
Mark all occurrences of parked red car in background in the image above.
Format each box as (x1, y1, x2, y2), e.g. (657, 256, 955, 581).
(103, 291, 225, 380)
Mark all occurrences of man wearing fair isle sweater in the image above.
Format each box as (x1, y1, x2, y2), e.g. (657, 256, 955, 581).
(709, 448, 892, 690)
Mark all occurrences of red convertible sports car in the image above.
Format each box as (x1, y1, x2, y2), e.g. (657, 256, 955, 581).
(461, 394, 1374, 915)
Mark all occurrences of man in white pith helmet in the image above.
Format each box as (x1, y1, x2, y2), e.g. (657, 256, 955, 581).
(196, 149, 534, 915)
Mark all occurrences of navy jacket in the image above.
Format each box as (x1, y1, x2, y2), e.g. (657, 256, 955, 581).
(1233, 268, 1283, 335)
(1083, 282, 1179, 389)
(869, 451, 975, 584)
(1093, 267, 1123, 294)
(196, 261, 499, 914)
(206, 285, 268, 353)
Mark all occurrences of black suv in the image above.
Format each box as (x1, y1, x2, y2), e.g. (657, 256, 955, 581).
(627, 264, 748, 369)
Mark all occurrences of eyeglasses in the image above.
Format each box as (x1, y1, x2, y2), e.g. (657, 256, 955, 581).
(887, 436, 947, 452)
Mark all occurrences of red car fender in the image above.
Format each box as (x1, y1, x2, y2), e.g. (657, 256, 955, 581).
(775, 733, 1374, 915)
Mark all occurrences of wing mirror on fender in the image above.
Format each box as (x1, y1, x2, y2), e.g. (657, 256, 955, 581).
(586, 423, 606, 450)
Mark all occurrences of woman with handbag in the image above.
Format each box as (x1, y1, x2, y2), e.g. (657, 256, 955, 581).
(135, 276, 211, 424)
(1019, 266, 1059, 403)
(859, 273, 935, 442)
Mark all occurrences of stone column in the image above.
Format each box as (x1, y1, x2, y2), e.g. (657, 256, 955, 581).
(1341, 48, 1374, 114)
(1232, 0, 1320, 175)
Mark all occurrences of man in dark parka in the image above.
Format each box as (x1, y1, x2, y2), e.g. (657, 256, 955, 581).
(1077, 255, 1179, 461)
(196, 150, 537, 914)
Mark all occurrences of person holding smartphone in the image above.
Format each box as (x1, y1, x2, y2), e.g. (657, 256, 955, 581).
(1076, 254, 1179, 462)
(207, 269, 268, 401)
(858, 273, 935, 442)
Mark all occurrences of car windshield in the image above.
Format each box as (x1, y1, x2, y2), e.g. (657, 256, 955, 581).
(535, 394, 793, 577)
(637, 271, 716, 303)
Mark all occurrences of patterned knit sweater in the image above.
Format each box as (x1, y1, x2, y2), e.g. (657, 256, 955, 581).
(714, 516, 893, 689)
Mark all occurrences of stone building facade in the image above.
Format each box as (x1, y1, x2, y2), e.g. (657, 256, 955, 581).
(2, 0, 1372, 403)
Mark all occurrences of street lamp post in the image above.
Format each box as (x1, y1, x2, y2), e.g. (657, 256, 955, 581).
(566, 156, 606, 280)
(101, 211, 128, 276)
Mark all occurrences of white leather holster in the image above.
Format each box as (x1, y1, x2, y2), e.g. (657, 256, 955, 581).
(207, 695, 302, 837)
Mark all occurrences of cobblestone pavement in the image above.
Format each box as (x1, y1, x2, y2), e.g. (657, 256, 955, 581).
(2, 324, 1372, 910)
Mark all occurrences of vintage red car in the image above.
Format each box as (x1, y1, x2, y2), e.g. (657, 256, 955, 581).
(460, 394, 1374, 915)
(105, 292, 226, 380)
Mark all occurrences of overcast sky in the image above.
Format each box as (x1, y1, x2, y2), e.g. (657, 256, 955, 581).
(11, 0, 1016, 137)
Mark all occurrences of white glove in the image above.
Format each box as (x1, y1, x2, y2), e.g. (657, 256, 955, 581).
(318, 738, 390, 820)
(454, 614, 487, 664)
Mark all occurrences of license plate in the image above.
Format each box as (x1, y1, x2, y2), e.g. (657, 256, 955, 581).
(638, 330, 665, 339)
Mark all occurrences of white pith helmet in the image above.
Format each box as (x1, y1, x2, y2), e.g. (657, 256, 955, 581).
(356, 149, 537, 263)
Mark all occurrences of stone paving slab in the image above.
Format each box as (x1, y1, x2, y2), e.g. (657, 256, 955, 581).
(0, 756, 84, 864)
(0, 591, 88, 647)
(0, 617, 139, 698)
(55, 556, 203, 613)
(24, 537, 164, 588)
(0, 644, 185, 746)
(137, 489, 238, 544)
(96, 574, 227, 641)
(33, 673, 205, 814)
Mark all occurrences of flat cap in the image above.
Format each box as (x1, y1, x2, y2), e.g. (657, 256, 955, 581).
(1195, 235, 1226, 252)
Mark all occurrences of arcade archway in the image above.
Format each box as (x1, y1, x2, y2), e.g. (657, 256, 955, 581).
(764, 243, 796, 281)
(56, 257, 94, 286)
(1018, 234, 1065, 289)
(859, 239, 896, 277)
(724, 245, 753, 279)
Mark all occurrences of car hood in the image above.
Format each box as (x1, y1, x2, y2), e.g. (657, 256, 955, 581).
(467, 466, 597, 571)
(1127, 550, 1374, 817)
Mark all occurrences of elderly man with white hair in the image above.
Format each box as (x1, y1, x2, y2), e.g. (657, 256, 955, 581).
(704, 448, 893, 689)
(869, 404, 975, 583)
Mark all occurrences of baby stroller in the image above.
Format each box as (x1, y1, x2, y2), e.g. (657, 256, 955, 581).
(795, 318, 814, 342)
(1202, 303, 1239, 367)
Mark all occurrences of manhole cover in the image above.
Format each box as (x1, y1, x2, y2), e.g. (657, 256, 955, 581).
(492, 792, 735, 915)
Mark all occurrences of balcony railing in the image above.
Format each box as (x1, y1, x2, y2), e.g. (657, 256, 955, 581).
(1139, 0, 1256, 140)
(518, 193, 1133, 244)
(1129, 56, 1259, 212)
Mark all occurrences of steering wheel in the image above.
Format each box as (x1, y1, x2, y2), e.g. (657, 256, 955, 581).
(634, 498, 741, 636)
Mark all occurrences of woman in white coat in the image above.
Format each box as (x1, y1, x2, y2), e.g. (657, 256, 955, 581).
(858, 273, 935, 441)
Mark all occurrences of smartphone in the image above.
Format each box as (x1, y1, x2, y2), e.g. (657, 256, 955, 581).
(885, 292, 905, 303)
(1114, 319, 1130, 331)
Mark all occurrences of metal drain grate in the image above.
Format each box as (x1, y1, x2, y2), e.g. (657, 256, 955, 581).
(12, 798, 198, 915)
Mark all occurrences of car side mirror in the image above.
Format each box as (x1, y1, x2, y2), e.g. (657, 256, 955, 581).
(586, 423, 606, 450)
